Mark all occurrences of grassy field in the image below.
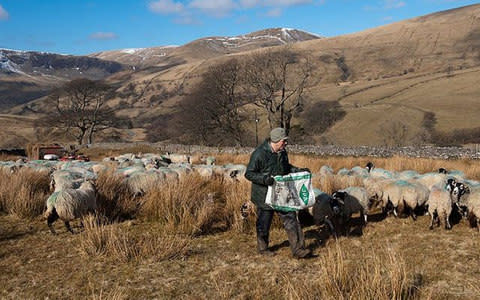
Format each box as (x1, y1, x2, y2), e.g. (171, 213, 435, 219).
(1, 154, 480, 299)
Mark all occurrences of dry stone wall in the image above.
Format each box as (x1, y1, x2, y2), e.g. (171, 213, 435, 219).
(85, 143, 480, 160)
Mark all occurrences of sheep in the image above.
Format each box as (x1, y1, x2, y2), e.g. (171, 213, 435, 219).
(415, 172, 447, 191)
(50, 169, 85, 191)
(362, 177, 392, 203)
(379, 180, 406, 217)
(454, 183, 480, 232)
(332, 187, 369, 225)
(349, 166, 369, 178)
(366, 162, 374, 173)
(192, 165, 215, 179)
(164, 153, 191, 164)
(125, 170, 165, 197)
(426, 183, 456, 230)
(399, 181, 430, 220)
(45, 180, 97, 234)
(222, 164, 247, 180)
(308, 188, 342, 238)
(397, 170, 419, 181)
(438, 168, 448, 174)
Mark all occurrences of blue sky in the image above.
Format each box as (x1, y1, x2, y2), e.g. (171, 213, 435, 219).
(0, 0, 478, 55)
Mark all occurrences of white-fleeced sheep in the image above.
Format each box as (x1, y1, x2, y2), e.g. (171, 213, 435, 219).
(125, 170, 165, 197)
(319, 165, 334, 176)
(426, 183, 455, 230)
(50, 169, 85, 192)
(45, 180, 97, 234)
(164, 153, 191, 164)
(455, 184, 480, 232)
(399, 181, 430, 220)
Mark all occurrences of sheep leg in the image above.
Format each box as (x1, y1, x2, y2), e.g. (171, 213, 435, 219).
(411, 210, 417, 221)
(325, 219, 337, 240)
(64, 221, 75, 234)
(445, 213, 452, 230)
(47, 208, 59, 235)
(429, 211, 437, 230)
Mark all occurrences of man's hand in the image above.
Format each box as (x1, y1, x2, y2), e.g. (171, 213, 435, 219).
(265, 176, 275, 186)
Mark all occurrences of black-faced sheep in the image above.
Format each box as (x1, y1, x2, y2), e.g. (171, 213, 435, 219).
(455, 184, 480, 232)
(308, 190, 342, 238)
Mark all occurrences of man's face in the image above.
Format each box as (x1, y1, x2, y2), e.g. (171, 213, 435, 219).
(271, 139, 288, 152)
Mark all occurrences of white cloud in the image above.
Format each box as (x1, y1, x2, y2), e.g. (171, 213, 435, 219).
(0, 4, 9, 21)
(189, 0, 238, 17)
(264, 0, 313, 6)
(148, 0, 185, 14)
(148, 0, 320, 21)
(174, 15, 201, 24)
(89, 32, 118, 40)
(382, 16, 394, 21)
(265, 7, 282, 17)
(383, 0, 406, 9)
(239, 0, 261, 8)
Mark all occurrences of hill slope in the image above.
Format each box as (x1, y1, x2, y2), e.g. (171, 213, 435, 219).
(3, 4, 480, 147)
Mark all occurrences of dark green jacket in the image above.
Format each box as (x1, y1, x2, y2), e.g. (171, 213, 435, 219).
(245, 139, 300, 210)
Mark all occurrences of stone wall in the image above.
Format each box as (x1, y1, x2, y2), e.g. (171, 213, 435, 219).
(84, 142, 480, 160)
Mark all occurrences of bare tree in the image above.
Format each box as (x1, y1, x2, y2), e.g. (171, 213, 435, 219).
(47, 78, 115, 145)
(244, 46, 311, 133)
(180, 58, 248, 146)
(379, 121, 408, 147)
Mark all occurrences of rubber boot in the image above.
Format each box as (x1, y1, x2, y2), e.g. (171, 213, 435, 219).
(257, 235, 275, 256)
(281, 212, 311, 259)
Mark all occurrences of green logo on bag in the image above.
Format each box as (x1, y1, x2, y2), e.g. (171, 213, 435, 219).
(300, 184, 309, 205)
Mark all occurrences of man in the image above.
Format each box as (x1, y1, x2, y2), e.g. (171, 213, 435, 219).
(245, 127, 312, 258)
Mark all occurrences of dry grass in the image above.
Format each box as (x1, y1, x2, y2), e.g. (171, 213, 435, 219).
(95, 169, 137, 221)
(0, 168, 49, 218)
(139, 174, 251, 235)
(1, 154, 480, 299)
(78, 215, 191, 262)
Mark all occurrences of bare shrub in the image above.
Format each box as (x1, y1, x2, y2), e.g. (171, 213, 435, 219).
(0, 169, 50, 218)
(302, 100, 346, 137)
(379, 120, 409, 147)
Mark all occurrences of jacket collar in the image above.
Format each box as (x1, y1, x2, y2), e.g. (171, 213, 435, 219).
(260, 139, 274, 153)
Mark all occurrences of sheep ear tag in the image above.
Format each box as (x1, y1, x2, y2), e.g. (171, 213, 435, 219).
(299, 184, 309, 205)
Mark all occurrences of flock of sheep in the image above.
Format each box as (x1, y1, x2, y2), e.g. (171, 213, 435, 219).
(309, 162, 480, 237)
(1, 152, 246, 234)
(2, 153, 480, 236)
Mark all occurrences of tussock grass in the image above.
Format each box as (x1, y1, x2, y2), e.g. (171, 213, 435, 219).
(79, 215, 191, 262)
(95, 170, 137, 221)
(139, 174, 246, 235)
(205, 240, 421, 299)
(0, 169, 49, 219)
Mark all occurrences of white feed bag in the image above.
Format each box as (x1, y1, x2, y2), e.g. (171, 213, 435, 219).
(265, 171, 316, 211)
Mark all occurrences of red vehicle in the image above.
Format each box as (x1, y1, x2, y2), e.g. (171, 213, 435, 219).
(59, 154, 90, 162)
